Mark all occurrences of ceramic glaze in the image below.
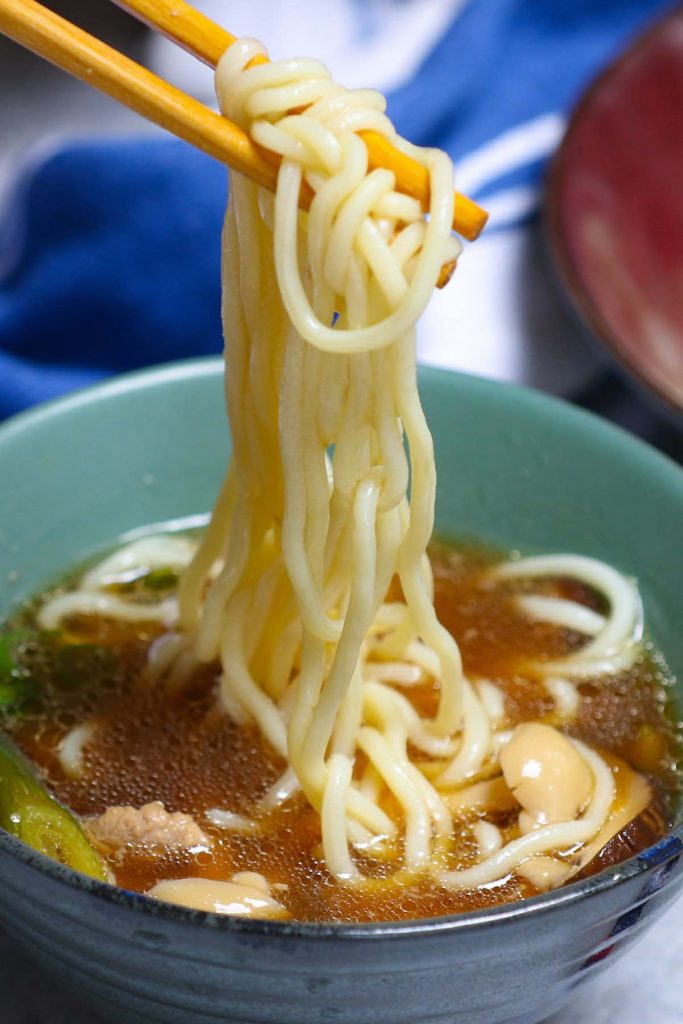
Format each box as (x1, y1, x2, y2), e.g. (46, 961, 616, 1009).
(0, 359, 681, 1024)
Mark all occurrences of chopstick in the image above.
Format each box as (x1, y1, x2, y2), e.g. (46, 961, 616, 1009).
(110, 0, 488, 243)
(0, 0, 281, 191)
(0, 0, 487, 249)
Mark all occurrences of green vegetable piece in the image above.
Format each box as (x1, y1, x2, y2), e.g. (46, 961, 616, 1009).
(0, 630, 37, 711)
(0, 678, 35, 709)
(0, 735, 107, 881)
(0, 629, 31, 680)
(143, 567, 179, 591)
(0, 637, 13, 681)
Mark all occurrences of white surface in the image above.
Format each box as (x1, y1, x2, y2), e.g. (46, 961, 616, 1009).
(1, 897, 681, 1023)
(417, 220, 600, 394)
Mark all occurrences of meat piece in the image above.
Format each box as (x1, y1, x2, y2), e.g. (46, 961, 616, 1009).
(87, 801, 209, 852)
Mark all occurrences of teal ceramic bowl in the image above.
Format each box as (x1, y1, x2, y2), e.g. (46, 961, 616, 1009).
(0, 358, 681, 1024)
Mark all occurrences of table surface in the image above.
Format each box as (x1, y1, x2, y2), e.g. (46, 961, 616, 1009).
(1, 897, 682, 1024)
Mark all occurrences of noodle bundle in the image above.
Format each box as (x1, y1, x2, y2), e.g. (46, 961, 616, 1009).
(172, 40, 638, 888)
(175, 38, 465, 880)
(38, 39, 647, 897)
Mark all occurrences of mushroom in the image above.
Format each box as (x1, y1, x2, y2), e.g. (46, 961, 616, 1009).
(501, 723, 593, 830)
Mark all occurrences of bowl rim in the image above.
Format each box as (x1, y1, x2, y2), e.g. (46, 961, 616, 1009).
(0, 357, 681, 941)
(544, 5, 683, 421)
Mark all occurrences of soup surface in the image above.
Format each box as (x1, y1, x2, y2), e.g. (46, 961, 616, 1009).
(1, 539, 679, 922)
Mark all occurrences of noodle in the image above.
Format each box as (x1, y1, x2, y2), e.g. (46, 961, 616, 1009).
(186, 37, 469, 879)
(37, 39, 652, 899)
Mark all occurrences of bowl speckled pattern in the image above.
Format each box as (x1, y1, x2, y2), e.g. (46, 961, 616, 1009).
(0, 359, 681, 1024)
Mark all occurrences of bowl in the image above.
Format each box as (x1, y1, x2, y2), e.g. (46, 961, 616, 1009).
(546, 7, 683, 420)
(0, 358, 681, 1024)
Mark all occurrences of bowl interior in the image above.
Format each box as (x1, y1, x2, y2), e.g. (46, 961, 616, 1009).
(0, 358, 681, 843)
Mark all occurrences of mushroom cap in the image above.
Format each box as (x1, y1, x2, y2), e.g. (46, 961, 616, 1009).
(149, 873, 288, 919)
(501, 723, 594, 825)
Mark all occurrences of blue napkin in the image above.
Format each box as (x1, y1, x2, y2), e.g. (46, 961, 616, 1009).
(0, 0, 676, 422)
(0, 140, 226, 418)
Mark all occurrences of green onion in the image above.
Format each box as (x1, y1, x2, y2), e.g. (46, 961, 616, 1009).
(142, 567, 179, 591)
(0, 631, 37, 711)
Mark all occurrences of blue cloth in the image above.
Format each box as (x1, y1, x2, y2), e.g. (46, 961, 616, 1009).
(0, 0, 676, 420)
(390, 0, 674, 188)
(0, 141, 226, 417)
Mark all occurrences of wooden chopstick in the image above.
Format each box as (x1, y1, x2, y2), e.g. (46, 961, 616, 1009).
(0, 0, 487, 253)
(111, 0, 487, 242)
(0, 0, 284, 191)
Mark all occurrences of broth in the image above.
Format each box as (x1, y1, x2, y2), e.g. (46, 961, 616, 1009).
(1, 540, 680, 923)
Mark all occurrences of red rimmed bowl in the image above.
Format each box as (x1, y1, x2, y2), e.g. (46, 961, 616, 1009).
(547, 7, 683, 419)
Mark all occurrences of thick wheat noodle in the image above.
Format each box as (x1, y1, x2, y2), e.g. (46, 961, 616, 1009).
(497, 555, 641, 675)
(37, 38, 647, 895)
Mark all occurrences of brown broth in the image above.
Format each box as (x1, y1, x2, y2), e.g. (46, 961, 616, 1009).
(2, 540, 680, 923)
